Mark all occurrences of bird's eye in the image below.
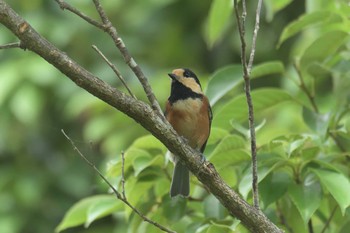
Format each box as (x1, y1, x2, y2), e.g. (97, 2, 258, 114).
(183, 70, 191, 78)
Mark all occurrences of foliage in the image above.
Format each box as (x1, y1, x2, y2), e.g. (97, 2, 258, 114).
(1, 0, 349, 233)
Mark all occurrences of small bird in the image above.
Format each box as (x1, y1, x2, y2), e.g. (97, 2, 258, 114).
(165, 68, 212, 198)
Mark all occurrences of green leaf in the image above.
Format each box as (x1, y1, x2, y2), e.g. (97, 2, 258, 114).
(300, 30, 349, 71)
(311, 169, 350, 215)
(231, 119, 266, 139)
(260, 172, 291, 208)
(206, 0, 232, 47)
(132, 135, 166, 152)
(209, 219, 240, 232)
(133, 154, 163, 177)
(251, 61, 285, 79)
(55, 195, 118, 232)
(207, 127, 230, 146)
(124, 179, 153, 218)
(281, 198, 309, 233)
(302, 107, 329, 135)
(86, 196, 122, 227)
(208, 135, 250, 169)
(162, 196, 187, 222)
(209, 135, 246, 157)
(206, 225, 231, 233)
(239, 166, 275, 199)
(205, 65, 242, 106)
(206, 62, 284, 106)
(211, 150, 250, 171)
(218, 166, 238, 187)
(339, 220, 350, 233)
(277, 11, 333, 47)
(213, 88, 293, 129)
(204, 195, 226, 219)
(264, 0, 293, 21)
(287, 135, 310, 157)
(288, 181, 322, 223)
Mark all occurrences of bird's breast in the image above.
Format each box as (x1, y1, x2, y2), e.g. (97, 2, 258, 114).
(166, 98, 210, 150)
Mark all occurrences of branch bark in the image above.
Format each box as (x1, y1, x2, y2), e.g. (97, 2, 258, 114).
(0, 1, 283, 232)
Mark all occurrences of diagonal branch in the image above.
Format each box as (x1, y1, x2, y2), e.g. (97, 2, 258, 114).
(0, 1, 283, 232)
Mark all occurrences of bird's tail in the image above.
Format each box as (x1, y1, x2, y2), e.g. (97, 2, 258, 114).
(170, 162, 190, 198)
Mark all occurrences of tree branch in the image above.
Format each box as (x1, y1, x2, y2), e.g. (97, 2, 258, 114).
(91, 44, 136, 99)
(233, 0, 261, 210)
(0, 1, 283, 232)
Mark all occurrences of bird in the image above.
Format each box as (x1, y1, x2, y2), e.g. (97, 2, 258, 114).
(165, 68, 212, 198)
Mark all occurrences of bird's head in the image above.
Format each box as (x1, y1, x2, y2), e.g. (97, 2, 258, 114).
(168, 68, 202, 94)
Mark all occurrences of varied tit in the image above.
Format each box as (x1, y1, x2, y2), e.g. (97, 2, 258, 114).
(165, 68, 212, 198)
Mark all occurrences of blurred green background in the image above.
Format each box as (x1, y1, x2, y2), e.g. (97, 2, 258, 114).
(1, 0, 349, 233)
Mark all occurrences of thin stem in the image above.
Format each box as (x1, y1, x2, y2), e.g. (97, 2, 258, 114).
(121, 151, 126, 199)
(293, 62, 319, 113)
(233, 0, 260, 210)
(320, 206, 337, 233)
(55, 0, 104, 30)
(92, 45, 136, 99)
(307, 219, 314, 233)
(276, 201, 294, 233)
(247, 0, 263, 73)
(0, 41, 22, 49)
(61, 129, 175, 233)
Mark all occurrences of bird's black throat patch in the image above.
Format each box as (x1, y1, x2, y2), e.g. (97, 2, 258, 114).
(168, 80, 203, 103)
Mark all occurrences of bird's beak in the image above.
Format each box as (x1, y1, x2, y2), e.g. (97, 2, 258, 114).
(168, 73, 179, 81)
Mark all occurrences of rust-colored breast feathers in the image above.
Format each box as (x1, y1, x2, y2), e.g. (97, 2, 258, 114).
(166, 97, 210, 151)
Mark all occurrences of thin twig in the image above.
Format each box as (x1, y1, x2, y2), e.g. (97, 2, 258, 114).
(233, 0, 260, 209)
(61, 129, 175, 233)
(0, 41, 22, 49)
(320, 206, 337, 233)
(308, 219, 314, 233)
(120, 151, 126, 199)
(328, 131, 346, 152)
(92, 45, 136, 99)
(55, 0, 164, 118)
(54, 0, 104, 30)
(247, 0, 263, 72)
(293, 62, 319, 113)
(91, 0, 164, 118)
(276, 201, 294, 233)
